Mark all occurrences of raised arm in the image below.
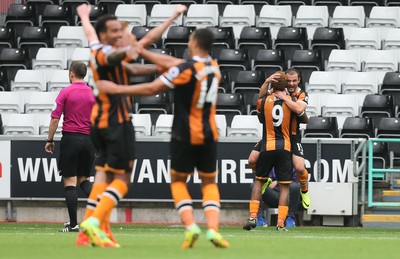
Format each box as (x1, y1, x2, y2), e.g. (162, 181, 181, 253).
(259, 72, 280, 98)
(121, 61, 161, 76)
(139, 5, 187, 48)
(96, 78, 169, 96)
(77, 4, 98, 43)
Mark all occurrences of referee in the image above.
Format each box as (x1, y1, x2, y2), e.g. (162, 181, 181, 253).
(45, 61, 95, 232)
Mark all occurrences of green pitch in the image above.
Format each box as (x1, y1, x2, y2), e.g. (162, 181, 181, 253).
(0, 224, 399, 259)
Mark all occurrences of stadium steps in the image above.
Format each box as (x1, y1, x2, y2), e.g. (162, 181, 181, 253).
(363, 205, 400, 228)
(382, 190, 400, 202)
(393, 179, 400, 189)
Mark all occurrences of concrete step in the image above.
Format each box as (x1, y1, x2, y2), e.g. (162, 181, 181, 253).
(394, 179, 400, 189)
(382, 190, 400, 202)
(363, 214, 400, 228)
(368, 206, 400, 215)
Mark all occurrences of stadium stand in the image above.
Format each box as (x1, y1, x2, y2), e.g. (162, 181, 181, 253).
(219, 4, 255, 38)
(293, 5, 329, 40)
(184, 4, 219, 28)
(340, 117, 374, 139)
(253, 49, 287, 77)
(115, 4, 147, 27)
(257, 5, 292, 40)
(153, 114, 173, 136)
(131, 113, 152, 137)
(303, 116, 339, 138)
(237, 26, 271, 61)
(274, 26, 308, 65)
(360, 94, 394, 131)
(227, 115, 262, 138)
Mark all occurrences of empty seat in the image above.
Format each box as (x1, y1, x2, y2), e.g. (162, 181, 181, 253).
(37, 112, 63, 136)
(218, 49, 250, 82)
(70, 48, 91, 65)
(215, 114, 227, 137)
(382, 28, 400, 50)
(376, 117, 400, 166)
(32, 48, 67, 70)
(0, 48, 29, 69)
(207, 26, 235, 58)
(237, 27, 271, 61)
(257, 5, 292, 40)
(232, 70, 264, 113)
(11, 69, 47, 92)
(240, 0, 272, 16)
(321, 93, 360, 128)
(276, 0, 312, 16)
(131, 113, 152, 137)
(340, 117, 374, 139)
(330, 6, 366, 38)
(314, 1, 346, 17)
(361, 94, 394, 130)
(136, 93, 171, 125)
(310, 27, 345, 67)
(0, 91, 24, 113)
(163, 26, 196, 58)
(48, 70, 71, 91)
(364, 50, 398, 72)
(305, 93, 324, 117)
(40, 5, 72, 47)
(184, 4, 219, 28)
(366, 6, 400, 33)
(303, 116, 338, 138)
(205, 0, 237, 15)
(253, 49, 286, 77)
(115, 4, 147, 27)
(227, 115, 262, 137)
(53, 26, 88, 49)
(293, 5, 329, 40)
(291, 49, 323, 86)
(18, 26, 49, 62)
(5, 4, 35, 41)
(148, 4, 183, 27)
(346, 28, 381, 51)
(153, 114, 173, 136)
(349, 0, 384, 17)
(25, 91, 59, 113)
(306, 71, 342, 94)
(0, 26, 16, 52)
(274, 27, 308, 64)
(341, 72, 378, 94)
(3, 113, 39, 135)
(219, 4, 255, 38)
(380, 72, 400, 112)
(326, 49, 361, 72)
(216, 92, 244, 126)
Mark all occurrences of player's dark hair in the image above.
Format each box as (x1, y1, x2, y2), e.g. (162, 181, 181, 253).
(69, 61, 87, 79)
(286, 67, 301, 80)
(192, 28, 214, 52)
(95, 15, 118, 39)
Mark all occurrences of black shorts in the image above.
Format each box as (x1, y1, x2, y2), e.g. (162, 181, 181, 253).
(256, 150, 292, 182)
(91, 122, 136, 174)
(170, 139, 217, 173)
(252, 140, 262, 152)
(59, 132, 94, 178)
(291, 136, 304, 158)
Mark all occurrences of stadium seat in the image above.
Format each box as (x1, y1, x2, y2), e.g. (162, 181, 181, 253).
(219, 4, 255, 38)
(0, 26, 16, 53)
(257, 5, 292, 40)
(133, 0, 166, 15)
(131, 26, 162, 49)
(346, 28, 381, 51)
(40, 5, 72, 47)
(321, 93, 360, 129)
(153, 114, 173, 136)
(97, 0, 127, 15)
(218, 49, 250, 85)
(32, 48, 68, 70)
(136, 93, 171, 125)
(215, 114, 227, 137)
(47, 70, 71, 92)
(248, 93, 260, 115)
(310, 27, 345, 68)
(305, 93, 324, 117)
(53, 26, 88, 49)
(163, 26, 196, 58)
(240, 0, 272, 16)
(37, 112, 63, 136)
(0, 92, 24, 114)
(253, 49, 287, 78)
(70, 48, 91, 65)
(330, 6, 366, 39)
(341, 72, 379, 94)
(26, 0, 55, 25)
(314, 0, 346, 17)
(5, 4, 35, 42)
(10, 69, 47, 92)
(326, 49, 361, 72)
(232, 70, 264, 113)
(0, 48, 29, 69)
(366, 6, 400, 36)
(349, 0, 384, 17)
(237, 27, 272, 61)
(293, 5, 329, 40)
(276, 0, 312, 16)
(184, 4, 219, 28)
(227, 115, 262, 138)
(76, 5, 107, 26)
(382, 28, 400, 50)
(147, 4, 183, 27)
(3, 113, 39, 135)
(291, 50, 323, 87)
(306, 71, 342, 94)
(18, 26, 50, 62)
(303, 116, 338, 138)
(207, 26, 235, 59)
(380, 72, 400, 114)
(115, 4, 147, 27)
(218, 70, 232, 93)
(360, 94, 394, 130)
(363, 50, 398, 72)
(25, 92, 59, 114)
(205, 0, 238, 16)
(365, 141, 388, 172)
(131, 113, 152, 137)
(274, 27, 308, 65)
(340, 117, 374, 139)
(376, 117, 400, 166)
(216, 92, 244, 126)
(387, 0, 400, 6)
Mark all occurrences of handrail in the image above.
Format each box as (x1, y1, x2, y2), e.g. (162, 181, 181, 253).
(367, 138, 400, 208)
(353, 139, 367, 224)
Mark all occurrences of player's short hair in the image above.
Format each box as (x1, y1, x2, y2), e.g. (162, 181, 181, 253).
(95, 15, 118, 39)
(286, 67, 301, 80)
(192, 28, 214, 52)
(69, 61, 87, 79)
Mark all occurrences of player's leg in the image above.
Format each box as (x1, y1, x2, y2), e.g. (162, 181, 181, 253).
(248, 141, 261, 173)
(291, 140, 310, 209)
(169, 139, 200, 249)
(275, 150, 293, 231)
(286, 181, 300, 227)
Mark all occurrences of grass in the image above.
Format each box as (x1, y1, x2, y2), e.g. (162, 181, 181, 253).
(0, 223, 399, 259)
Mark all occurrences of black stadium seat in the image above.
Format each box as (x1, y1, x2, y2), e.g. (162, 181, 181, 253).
(218, 49, 250, 86)
(380, 72, 400, 114)
(232, 70, 264, 114)
(163, 26, 196, 58)
(136, 93, 172, 125)
(311, 27, 345, 67)
(253, 49, 287, 78)
(360, 94, 394, 131)
(291, 49, 323, 87)
(237, 26, 272, 61)
(40, 4, 72, 47)
(18, 26, 50, 62)
(340, 117, 374, 139)
(76, 5, 108, 25)
(0, 26, 16, 54)
(207, 26, 235, 59)
(303, 116, 338, 138)
(376, 118, 400, 166)
(274, 27, 308, 65)
(216, 92, 244, 126)
(5, 4, 35, 42)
